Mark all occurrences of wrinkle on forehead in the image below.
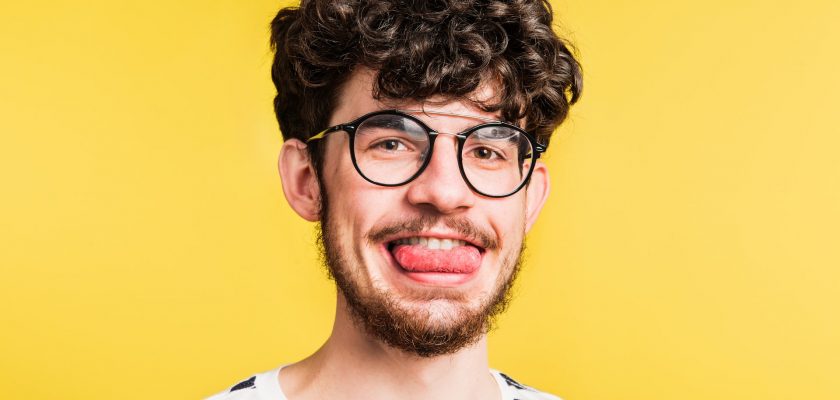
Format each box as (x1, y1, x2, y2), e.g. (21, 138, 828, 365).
(378, 83, 504, 120)
(337, 66, 510, 122)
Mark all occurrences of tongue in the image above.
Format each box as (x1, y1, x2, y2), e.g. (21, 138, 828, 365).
(392, 244, 482, 273)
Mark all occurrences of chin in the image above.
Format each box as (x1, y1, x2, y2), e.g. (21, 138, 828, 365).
(425, 300, 476, 323)
(391, 294, 479, 323)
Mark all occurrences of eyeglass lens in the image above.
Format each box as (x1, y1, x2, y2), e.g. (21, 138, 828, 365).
(351, 114, 534, 196)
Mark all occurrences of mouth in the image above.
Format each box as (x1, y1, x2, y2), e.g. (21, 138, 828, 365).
(383, 235, 485, 285)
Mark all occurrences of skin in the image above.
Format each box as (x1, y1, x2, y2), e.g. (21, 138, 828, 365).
(277, 68, 550, 400)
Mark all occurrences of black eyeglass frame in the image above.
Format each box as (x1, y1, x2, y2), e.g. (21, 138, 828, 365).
(306, 109, 546, 198)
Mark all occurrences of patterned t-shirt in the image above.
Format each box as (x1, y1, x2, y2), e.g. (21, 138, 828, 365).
(206, 366, 561, 400)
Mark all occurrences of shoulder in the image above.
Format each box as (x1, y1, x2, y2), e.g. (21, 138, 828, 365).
(493, 370, 563, 400)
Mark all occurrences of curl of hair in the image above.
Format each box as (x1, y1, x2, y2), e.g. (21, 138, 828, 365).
(270, 0, 582, 166)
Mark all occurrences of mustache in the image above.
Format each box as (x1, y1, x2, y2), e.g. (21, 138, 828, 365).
(366, 215, 498, 250)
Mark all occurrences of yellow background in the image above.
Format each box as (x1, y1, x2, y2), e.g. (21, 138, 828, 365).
(1, 0, 838, 399)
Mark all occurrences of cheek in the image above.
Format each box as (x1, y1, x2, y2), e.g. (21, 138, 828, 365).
(321, 146, 401, 243)
(487, 197, 528, 245)
(334, 188, 398, 238)
(324, 173, 407, 287)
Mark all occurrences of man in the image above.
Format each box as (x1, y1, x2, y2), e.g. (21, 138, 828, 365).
(208, 0, 581, 399)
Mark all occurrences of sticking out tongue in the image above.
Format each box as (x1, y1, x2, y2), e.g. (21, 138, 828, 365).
(392, 243, 482, 273)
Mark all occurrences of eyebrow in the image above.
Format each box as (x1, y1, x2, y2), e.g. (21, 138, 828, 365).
(360, 116, 408, 130)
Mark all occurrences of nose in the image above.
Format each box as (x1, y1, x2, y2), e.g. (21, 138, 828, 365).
(405, 134, 476, 214)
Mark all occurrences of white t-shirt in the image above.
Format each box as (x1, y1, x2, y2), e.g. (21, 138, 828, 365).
(206, 366, 561, 400)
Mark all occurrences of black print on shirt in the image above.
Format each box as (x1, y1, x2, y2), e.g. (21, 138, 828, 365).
(230, 376, 256, 392)
(499, 372, 528, 390)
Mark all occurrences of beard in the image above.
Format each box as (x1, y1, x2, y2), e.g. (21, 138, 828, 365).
(317, 188, 525, 358)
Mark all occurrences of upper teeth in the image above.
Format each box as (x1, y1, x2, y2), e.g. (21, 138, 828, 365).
(393, 237, 467, 250)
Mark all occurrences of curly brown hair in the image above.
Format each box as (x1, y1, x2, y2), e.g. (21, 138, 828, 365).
(269, 0, 582, 167)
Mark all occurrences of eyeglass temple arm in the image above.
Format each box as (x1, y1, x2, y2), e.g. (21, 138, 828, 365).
(307, 125, 345, 143)
(529, 141, 547, 159)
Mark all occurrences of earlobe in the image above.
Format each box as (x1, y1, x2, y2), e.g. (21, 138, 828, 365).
(524, 161, 550, 233)
(278, 139, 321, 222)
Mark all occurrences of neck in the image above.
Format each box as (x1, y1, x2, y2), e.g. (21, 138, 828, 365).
(279, 294, 500, 400)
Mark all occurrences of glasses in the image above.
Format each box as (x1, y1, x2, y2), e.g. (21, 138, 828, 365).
(307, 109, 546, 198)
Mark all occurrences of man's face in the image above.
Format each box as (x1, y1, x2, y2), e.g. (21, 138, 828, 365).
(301, 70, 548, 357)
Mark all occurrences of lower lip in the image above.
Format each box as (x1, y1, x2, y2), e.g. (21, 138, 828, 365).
(381, 245, 481, 286)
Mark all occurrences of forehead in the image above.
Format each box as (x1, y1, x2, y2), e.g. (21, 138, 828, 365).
(330, 68, 505, 129)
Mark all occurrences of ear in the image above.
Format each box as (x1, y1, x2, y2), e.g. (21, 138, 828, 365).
(278, 139, 321, 222)
(524, 161, 550, 233)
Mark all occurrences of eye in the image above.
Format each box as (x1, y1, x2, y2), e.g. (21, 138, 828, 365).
(373, 138, 409, 152)
(469, 146, 503, 160)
